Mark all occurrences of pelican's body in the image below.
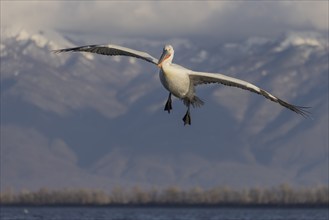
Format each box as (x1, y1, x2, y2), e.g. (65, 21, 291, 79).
(54, 43, 309, 125)
(159, 63, 190, 99)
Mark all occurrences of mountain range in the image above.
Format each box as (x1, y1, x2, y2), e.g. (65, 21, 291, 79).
(1, 29, 328, 191)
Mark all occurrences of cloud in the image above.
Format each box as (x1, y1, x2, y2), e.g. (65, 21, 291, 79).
(1, 1, 328, 41)
(279, 1, 328, 30)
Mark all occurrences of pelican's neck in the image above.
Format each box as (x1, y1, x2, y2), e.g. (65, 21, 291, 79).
(159, 53, 174, 68)
(164, 54, 173, 65)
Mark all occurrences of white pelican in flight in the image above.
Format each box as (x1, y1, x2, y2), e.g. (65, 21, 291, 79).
(54, 44, 310, 125)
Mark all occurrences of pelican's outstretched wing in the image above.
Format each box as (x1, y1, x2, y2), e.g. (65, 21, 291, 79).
(53, 44, 159, 65)
(189, 71, 310, 117)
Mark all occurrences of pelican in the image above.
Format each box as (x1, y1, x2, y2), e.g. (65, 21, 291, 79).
(53, 44, 310, 125)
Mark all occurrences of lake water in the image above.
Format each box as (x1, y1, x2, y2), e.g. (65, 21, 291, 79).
(1, 207, 328, 220)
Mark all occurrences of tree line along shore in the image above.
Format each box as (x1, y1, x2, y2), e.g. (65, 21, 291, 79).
(0, 184, 328, 206)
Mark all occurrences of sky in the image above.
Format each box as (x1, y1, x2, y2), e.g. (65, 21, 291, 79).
(1, 1, 328, 42)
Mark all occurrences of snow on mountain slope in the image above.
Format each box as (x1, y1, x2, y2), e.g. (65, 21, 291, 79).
(1, 29, 328, 190)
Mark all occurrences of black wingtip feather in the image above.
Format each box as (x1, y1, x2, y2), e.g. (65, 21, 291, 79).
(277, 99, 311, 118)
(52, 45, 99, 54)
(52, 48, 74, 53)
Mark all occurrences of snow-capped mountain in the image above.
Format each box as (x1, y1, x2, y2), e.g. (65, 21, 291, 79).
(1, 29, 328, 190)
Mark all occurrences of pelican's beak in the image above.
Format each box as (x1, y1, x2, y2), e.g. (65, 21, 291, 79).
(157, 50, 170, 68)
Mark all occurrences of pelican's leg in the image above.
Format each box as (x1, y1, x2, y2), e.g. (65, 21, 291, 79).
(182, 105, 191, 125)
(164, 93, 172, 113)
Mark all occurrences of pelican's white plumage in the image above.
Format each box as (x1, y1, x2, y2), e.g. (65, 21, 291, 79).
(53, 43, 310, 125)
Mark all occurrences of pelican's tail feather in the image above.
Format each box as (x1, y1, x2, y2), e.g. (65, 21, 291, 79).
(183, 96, 204, 108)
(192, 96, 204, 108)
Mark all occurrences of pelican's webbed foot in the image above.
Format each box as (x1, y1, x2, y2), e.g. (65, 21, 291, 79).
(182, 109, 191, 125)
(164, 93, 172, 113)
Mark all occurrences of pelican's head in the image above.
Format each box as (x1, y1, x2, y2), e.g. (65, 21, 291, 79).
(157, 44, 174, 67)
